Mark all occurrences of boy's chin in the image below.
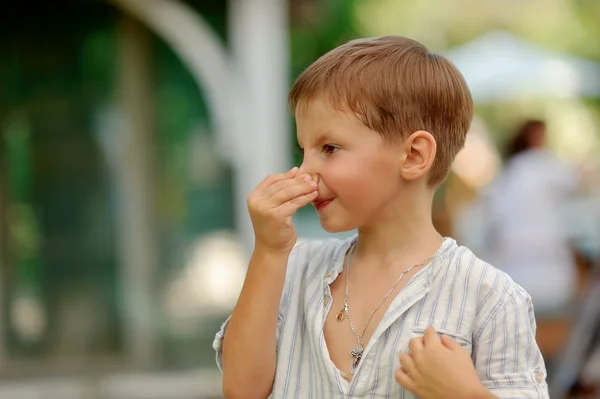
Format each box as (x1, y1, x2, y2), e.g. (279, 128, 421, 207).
(319, 219, 355, 234)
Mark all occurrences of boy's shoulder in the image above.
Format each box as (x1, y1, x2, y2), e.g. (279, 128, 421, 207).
(438, 241, 533, 328)
(445, 242, 524, 289)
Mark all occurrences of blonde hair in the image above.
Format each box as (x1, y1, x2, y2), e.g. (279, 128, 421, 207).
(289, 36, 473, 184)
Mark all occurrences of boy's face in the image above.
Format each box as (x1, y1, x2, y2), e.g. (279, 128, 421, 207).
(295, 95, 406, 233)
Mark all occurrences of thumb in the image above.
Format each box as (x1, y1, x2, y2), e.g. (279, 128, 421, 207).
(441, 334, 462, 351)
(286, 166, 299, 178)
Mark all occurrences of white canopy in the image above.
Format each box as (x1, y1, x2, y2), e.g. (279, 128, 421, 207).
(444, 31, 600, 102)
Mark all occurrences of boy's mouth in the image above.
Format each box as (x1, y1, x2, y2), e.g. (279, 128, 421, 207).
(312, 198, 333, 211)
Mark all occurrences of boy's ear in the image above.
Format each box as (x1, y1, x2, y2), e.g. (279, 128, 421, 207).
(399, 130, 437, 181)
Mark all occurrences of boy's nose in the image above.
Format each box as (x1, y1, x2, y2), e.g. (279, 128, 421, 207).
(297, 163, 320, 184)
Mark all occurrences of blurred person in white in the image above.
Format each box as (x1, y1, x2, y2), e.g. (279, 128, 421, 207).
(484, 120, 581, 367)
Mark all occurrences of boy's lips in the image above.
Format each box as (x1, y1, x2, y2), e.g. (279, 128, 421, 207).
(312, 198, 334, 211)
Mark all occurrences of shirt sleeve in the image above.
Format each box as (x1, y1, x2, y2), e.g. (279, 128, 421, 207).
(473, 286, 550, 398)
(212, 314, 286, 373)
(212, 315, 232, 373)
(212, 241, 310, 373)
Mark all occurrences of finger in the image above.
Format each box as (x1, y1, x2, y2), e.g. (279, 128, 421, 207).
(287, 166, 299, 178)
(441, 334, 462, 351)
(394, 367, 418, 393)
(268, 180, 318, 207)
(399, 353, 417, 376)
(276, 190, 319, 216)
(423, 326, 441, 347)
(254, 168, 298, 192)
(263, 173, 312, 199)
(408, 336, 424, 354)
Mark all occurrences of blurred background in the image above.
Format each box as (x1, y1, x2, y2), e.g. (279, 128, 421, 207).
(0, 0, 599, 398)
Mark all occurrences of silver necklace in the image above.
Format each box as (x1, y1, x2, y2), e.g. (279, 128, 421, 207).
(336, 239, 444, 375)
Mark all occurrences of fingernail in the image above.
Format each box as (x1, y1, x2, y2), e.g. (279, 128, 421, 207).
(290, 166, 298, 173)
(310, 181, 317, 188)
(303, 175, 312, 182)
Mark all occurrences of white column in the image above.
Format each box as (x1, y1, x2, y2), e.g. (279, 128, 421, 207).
(115, 15, 159, 367)
(228, 0, 291, 254)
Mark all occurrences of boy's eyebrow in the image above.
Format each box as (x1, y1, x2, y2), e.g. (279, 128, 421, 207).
(299, 129, 334, 148)
(315, 130, 332, 144)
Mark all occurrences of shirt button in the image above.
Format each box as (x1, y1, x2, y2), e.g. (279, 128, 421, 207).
(323, 297, 330, 306)
(325, 272, 333, 279)
(535, 371, 544, 383)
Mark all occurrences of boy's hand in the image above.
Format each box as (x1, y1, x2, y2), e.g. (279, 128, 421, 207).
(395, 327, 489, 399)
(248, 167, 318, 254)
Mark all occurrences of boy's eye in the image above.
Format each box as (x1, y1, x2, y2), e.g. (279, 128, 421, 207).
(322, 145, 339, 155)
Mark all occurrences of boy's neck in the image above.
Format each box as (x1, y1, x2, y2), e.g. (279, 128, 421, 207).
(354, 194, 443, 272)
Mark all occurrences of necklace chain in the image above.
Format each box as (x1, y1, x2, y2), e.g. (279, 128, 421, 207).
(340, 238, 444, 375)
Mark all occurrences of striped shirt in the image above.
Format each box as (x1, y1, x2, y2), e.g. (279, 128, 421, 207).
(213, 236, 549, 398)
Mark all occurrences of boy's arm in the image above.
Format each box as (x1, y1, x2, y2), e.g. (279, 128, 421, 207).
(214, 168, 319, 399)
(470, 288, 549, 398)
(219, 247, 290, 399)
(215, 241, 316, 398)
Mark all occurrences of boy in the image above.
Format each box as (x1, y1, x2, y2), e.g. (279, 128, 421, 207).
(213, 36, 549, 398)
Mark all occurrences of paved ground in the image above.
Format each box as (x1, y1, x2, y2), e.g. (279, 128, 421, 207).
(0, 369, 222, 399)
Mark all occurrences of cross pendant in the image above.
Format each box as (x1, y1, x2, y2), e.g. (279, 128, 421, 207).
(349, 344, 363, 375)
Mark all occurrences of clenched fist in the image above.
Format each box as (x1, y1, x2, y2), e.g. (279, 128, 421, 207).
(248, 167, 318, 253)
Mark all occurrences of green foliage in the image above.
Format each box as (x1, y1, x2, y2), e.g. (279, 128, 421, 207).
(354, 0, 600, 61)
(290, 0, 365, 79)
